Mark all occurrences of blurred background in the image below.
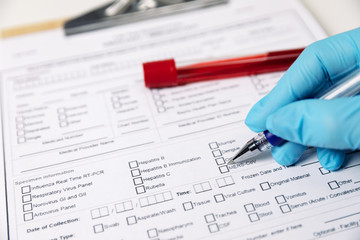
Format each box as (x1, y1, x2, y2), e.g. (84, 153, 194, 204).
(0, 0, 359, 36)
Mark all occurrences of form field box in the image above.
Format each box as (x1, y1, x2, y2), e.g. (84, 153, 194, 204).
(215, 158, 226, 165)
(147, 228, 158, 238)
(193, 181, 212, 194)
(244, 203, 255, 213)
(133, 177, 143, 185)
(129, 161, 139, 169)
(91, 207, 109, 219)
(212, 150, 222, 157)
(208, 223, 220, 233)
(275, 195, 287, 204)
(23, 212, 33, 221)
(218, 165, 230, 174)
(23, 203, 33, 212)
(319, 167, 331, 175)
(126, 216, 137, 225)
(183, 201, 194, 211)
(17, 137, 26, 144)
(248, 213, 260, 222)
(204, 214, 216, 223)
(209, 142, 219, 149)
(216, 176, 234, 188)
(115, 200, 133, 213)
(93, 224, 104, 234)
(22, 194, 32, 203)
(131, 169, 141, 177)
(328, 181, 340, 190)
(260, 182, 271, 191)
(214, 194, 225, 203)
(136, 185, 146, 194)
(280, 204, 292, 213)
(139, 191, 173, 207)
(21, 185, 31, 194)
(91, 209, 101, 219)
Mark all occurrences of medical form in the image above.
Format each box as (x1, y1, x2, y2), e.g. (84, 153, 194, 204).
(1, 0, 360, 239)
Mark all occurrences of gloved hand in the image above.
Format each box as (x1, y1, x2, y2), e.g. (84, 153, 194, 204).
(245, 27, 360, 171)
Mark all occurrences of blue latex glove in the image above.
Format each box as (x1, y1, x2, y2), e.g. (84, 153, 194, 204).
(245, 28, 360, 171)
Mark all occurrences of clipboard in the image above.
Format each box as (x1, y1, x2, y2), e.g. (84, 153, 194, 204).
(1, 0, 228, 39)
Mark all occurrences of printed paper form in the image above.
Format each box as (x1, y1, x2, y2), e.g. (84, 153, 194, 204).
(1, 0, 360, 239)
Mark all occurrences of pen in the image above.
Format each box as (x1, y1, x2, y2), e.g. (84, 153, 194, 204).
(228, 68, 360, 165)
(143, 48, 305, 88)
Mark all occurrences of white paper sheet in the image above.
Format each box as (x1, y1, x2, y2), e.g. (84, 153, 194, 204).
(1, 0, 360, 239)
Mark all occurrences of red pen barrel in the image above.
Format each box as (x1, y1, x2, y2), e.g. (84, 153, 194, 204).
(143, 48, 304, 88)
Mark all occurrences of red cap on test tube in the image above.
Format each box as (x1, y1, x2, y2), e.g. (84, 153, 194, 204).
(143, 48, 305, 88)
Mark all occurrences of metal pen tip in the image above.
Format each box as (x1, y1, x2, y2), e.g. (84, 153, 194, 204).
(227, 144, 250, 165)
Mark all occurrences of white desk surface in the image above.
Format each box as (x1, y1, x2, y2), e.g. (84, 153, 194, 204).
(0, 0, 359, 36)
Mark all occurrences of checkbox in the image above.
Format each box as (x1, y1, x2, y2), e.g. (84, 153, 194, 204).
(15, 116, 24, 123)
(147, 228, 158, 238)
(17, 137, 26, 144)
(126, 216, 137, 225)
(183, 201, 194, 211)
(319, 167, 331, 175)
(157, 107, 166, 113)
(113, 102, 122, 109)
(16, 123, 24, 130)
(248, 213, 260, 222)
(280, 204, 291, 213)
(133, 177, 143, 186)
(93, 224, 104, 234)
(328, 181, 339, 190)
(129, 161, 139, 169)
(260, 182, 271, 191)
(152, 93, 161, 100)
(208, 223, 219, 233)
(59, 121, 68, 127)
(58, 114, 67, 120)
(99, 207, 109, 217)
(17, 130, 25, 137)
(111, 96, 120, 102)
(91, 208, 101, 219)
(23, 203, 33, 212)
(21, 185, 31, 194)
(212, 150, 222, 157)
(22, 194, 32, 203)
(131, 169, 141, 177)
(209, 142, 219, 149)
(23, 212, 33, 221)
(244, 203, 255, 213)
(215, 158, 225, 165)
(219, 165, 229, 174)
(275, 195, 286, 204)
(214, 194, 225, 203)
(155, 100, 164, 106)
(204, 214, 216, 223)
(135, 185, 146, 194)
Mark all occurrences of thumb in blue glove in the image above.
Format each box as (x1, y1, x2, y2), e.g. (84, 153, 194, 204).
(245, 27, 360, 170)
